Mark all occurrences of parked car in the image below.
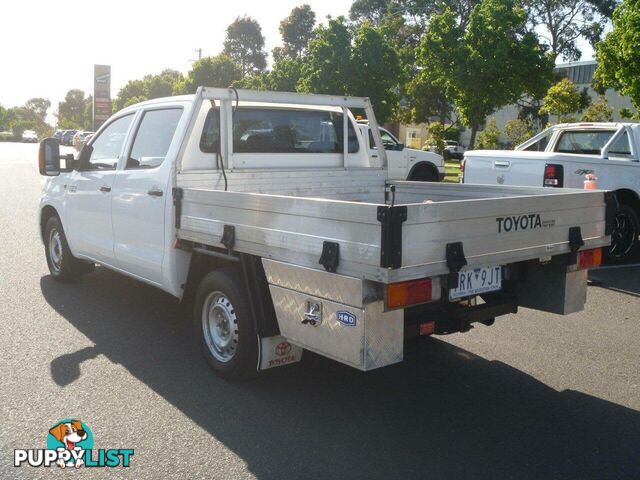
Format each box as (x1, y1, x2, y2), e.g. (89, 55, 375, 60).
(73, 131, 95, 150)
(53, 130, 64, 143)
(37, 88, 611, 380)
(425, 140, 465, 160)
(21, 130, 38, 143)
(444, 140, 465, 160)
(463, 122, 640, 262)
(61, 130, 77, 146)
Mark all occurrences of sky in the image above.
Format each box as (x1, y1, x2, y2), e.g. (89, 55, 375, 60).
(0, 0, 594, 121)
(0, 0, 351, 114)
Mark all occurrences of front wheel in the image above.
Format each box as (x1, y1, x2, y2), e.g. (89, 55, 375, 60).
(193, 268, 259, 380)
(605, 204, 639, 264)
(44, 216, 93, 281)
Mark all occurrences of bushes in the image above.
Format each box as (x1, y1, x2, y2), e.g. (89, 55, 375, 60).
(476, 119, 501, 149)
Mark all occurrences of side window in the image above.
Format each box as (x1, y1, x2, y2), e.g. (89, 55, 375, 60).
(369, 129, 399, 150)
(85, 114, 134, 170)
(607, 131, 632, 158)
(126, 108, 183, 169)
(523, 135, 551, 152)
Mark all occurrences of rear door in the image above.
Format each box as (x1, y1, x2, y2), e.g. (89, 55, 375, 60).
(111, 106, 184, 284)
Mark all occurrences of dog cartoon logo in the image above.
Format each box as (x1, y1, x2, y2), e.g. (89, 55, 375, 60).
(46, 419, 93, 468)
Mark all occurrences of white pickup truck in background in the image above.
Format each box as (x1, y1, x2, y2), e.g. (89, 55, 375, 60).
(38, 89, 611, 380)
(356, 121, 445, 181)
(463, 123, 640, 262)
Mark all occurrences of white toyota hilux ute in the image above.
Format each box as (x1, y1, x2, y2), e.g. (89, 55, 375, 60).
(39, 88, 612, 380)
(463, 122, 640, 261)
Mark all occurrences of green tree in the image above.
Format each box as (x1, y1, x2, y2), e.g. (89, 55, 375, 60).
(180, 54, 243, 93)
(594, 0, 640, 113)
(114, 70, 184, 111)
(418, 0, 553, 148)
(524, 0, 617, 61)
(580, 96, 614, 121)
(504, 118, 534, 146)
(424, 121, 446, 153)
(349, 0, 390, 26)
(57, 89, 92, 129)
(264, 53, 304, 92)
(223, 16, 267, 76)
(24, 98, 51, 122)
(114, 80, 146, 111)
(540, 78, 583, 122)
(350, 22, 401, 122)
(298, 17, 353, 94)
(298, 18, 401, 123)
(619, 107, 637, 120)
(146, 69, 183, 98)
(0, 104, 9, 131)
(279, 5, 316, 58)
(476, 119, 501, 149)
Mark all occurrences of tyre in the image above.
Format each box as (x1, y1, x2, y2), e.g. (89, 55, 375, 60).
(44, 216, 93, 281)
(193, 268, 259, 380)
(605, 204, 639, 264)
(409, 166, 439, 182)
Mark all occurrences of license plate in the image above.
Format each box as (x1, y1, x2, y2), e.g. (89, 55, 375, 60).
(449, 266, 502, 300)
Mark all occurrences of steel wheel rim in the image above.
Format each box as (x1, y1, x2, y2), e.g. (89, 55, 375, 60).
(202, 291, 238, 363)
(610, 212, 636, 258)
(48, 228, 63, 272)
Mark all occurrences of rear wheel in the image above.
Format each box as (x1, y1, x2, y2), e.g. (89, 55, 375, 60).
(606, 204, 639, 264)
(194, 268, 259, 380)
(44, 216, 93, 281)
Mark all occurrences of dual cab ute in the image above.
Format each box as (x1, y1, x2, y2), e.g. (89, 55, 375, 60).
(39, 88, 612, 379)
(463, 122, 640, 261)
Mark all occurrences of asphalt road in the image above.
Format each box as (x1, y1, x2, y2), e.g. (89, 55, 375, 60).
(0, 142, 638, 480)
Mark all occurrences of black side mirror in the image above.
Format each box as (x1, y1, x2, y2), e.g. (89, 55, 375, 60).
(38, 138, 60, 176)
(396, 143, 405, 151)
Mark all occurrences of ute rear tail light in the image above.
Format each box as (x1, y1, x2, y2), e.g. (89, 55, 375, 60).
(578, 248, 602, 269)
(386, 277, 441, 309)
(543, 163, 564, 187)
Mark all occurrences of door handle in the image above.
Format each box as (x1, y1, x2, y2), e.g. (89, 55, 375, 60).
(99, 185, 111, 193)
(147, 188, 163, 197)
(494, 161, 510, 168)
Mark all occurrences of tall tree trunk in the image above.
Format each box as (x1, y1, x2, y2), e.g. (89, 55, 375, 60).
(468, 124, 478, 149)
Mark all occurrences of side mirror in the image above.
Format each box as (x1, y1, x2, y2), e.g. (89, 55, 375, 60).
(38, 138, 60, 176)
(396, 143, 405, 151)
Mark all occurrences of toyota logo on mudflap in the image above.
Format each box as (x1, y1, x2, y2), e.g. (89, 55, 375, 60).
(275, 342, 292, 356)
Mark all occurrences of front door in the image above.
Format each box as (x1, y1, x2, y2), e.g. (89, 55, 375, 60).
(64, 114, 135, 263)
(111, 107, 184, 284)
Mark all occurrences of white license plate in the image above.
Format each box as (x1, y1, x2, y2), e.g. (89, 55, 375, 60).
(449, 266, 502, 300)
